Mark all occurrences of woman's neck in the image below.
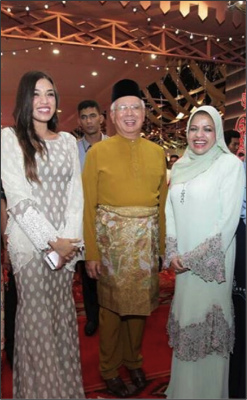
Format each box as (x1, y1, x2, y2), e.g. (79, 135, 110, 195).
(34, 123, 56, 140)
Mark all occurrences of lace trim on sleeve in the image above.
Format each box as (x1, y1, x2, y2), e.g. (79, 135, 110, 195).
(167, 304, 234, 361)
(15, 206, 58, 252)
(164, 236, 178, 268)
(181, 233, 225, 283)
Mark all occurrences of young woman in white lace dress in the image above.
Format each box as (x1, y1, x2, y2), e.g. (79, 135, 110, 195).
(1, 71, 85, 399)
(164, 106, 245, 399)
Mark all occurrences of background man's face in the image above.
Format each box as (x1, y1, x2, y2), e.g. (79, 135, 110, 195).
(228, 138, 240, 155)
(169, 157, 178, 168)
(78, 107, 102, 136)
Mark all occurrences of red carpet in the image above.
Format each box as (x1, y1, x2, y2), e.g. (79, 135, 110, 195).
(1, 270, 174, 399)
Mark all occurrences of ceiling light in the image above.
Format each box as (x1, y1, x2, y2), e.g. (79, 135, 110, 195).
(216, 38, 220, 42)
(176, 112, 184, 119)
(25, 6, 30, 11)
(38, 47, 42, 50)
(135, 63, 139, 67)
(175, 29, 179, 35)
(102, 52, 105, 56)
(12, 51, 16, 55)
(151, 54, 157, 59)
(44, 4, 49, 9)
(57, 109, 62, 113)
(147, 17, 151, 23)
(92, 71, 98, 76)
(190, 33, 193, 40)
(190, 106, 198, 113)
(204, 36, 208, 40)
(229, 37, 232, 41)
(53, 49, 60, 54)
(1, 52, 3, 56)
(80, 85, 85, 88)
(133, 7, 137, 13)
(107, 55, 113, 60)
(25, 49, 29, 53)
(7, 7, 11, 12)
(157, 67, 160, 70)
(162, 24, 166, 29)
(124, 60, 128, 64)
(62, 1, 66, 4)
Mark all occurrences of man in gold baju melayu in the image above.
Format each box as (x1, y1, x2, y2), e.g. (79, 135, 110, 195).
(82, 79, 167, 398)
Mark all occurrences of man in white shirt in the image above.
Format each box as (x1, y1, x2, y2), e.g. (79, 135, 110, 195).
(77, 100, 108, 336)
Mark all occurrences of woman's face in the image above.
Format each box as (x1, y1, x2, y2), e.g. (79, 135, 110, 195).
(187, 112, 216, 155)
(32, 78, 56, 124)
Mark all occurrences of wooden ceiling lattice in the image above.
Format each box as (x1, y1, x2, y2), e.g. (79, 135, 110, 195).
(1, 7, 245, 66)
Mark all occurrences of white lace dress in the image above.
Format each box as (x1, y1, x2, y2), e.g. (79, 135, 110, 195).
(1, 128, 85, 399)
(164, 153, 245, 399)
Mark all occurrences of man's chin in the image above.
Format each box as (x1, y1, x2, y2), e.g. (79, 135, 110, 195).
(85, 131, 98, 136)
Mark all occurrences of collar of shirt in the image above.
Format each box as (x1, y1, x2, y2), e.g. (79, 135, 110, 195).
(81, 136, 92, 153)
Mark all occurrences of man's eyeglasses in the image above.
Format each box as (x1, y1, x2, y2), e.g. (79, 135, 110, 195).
(114, 104, 143, 113)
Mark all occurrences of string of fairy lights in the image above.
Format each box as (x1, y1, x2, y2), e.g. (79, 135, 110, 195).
(2, 1, 246, 46)
(1, 0, 245, 144)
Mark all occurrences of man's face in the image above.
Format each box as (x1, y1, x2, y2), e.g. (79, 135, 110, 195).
(169, 157, 178, 168)
(78, 107, 103, 136)
(110, 96, 145, 139)
(228, 138, 240, 155)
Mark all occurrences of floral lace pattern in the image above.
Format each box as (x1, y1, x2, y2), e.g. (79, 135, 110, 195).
(181, 234, 225, 283)
(164, 236, 178, 268)
(164, 234, 225, 283)
(167, 304, 234, 361)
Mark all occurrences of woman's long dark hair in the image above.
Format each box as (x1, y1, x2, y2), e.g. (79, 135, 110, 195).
(13, 71, 59, 183)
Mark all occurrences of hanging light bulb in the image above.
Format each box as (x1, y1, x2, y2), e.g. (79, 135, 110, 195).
(190, 33, 193, 40)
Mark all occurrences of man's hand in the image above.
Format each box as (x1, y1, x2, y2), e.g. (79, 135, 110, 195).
(85, 261, 101, 279)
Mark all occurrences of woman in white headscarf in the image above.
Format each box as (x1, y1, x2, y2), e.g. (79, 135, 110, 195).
(163, 106, 245, 399)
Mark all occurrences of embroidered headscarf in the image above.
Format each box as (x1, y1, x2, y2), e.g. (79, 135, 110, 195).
(170, 105, 230, 186)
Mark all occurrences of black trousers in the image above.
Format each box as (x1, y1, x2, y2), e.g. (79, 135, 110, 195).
(229, 218, 246, 399)
(78, 261, 99, 324)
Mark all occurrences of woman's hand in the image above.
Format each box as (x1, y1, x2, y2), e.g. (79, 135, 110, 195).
(170, 256, 189, 274)
(49, 238, 80, 260)
(55, 255, 66, 270)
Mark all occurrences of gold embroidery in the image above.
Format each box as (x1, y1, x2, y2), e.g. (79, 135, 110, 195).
(96, 205, 160, 316)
